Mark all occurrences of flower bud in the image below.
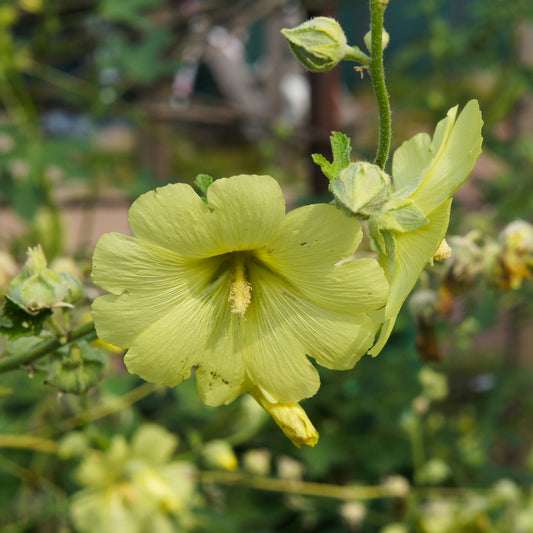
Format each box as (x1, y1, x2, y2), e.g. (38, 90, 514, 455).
(202, 440, 238, 471)
(251, 388, 318, 447)
(416, 458, 451, 484)
(418, 366, 448, 401)
(243, 449, 271, 476)
(47, 341, 104, 394)
(8, 245, 68, 312)
(331, 162, 390, 218)
(281, 17, 349, 72)
(363, 28, 390, 52)
(381, 475, 410, 498)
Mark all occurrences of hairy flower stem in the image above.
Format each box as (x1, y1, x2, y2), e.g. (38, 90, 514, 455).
(0, 321, 97, 374)
(369, 0, 391, 169)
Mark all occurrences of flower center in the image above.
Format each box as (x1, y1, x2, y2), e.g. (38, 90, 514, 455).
(228, 254, 252, 317)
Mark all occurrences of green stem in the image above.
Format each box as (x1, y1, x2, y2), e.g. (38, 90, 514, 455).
(0, 321, 97, 374)
(369, 0, 391, 169)
(344, 46, 371, 66)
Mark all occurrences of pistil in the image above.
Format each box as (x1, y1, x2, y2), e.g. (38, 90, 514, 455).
(228, 254, 252, 316)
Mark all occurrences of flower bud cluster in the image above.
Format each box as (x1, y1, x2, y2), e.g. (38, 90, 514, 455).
(7, 245, 82, 313)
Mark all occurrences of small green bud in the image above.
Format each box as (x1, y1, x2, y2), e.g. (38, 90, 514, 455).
(8, 246, 84, 311)
(416, 458, 451, 485)
(281, 17, 349, 72)
(363, 28, 390, 53)
(202, 440, 238, 471)
(60, 272, 83, 304)
(418, 366, 448, 401)
(8, 245, 67, 312)
(47, 341, 104, 394)
(331, 161, 390, 218)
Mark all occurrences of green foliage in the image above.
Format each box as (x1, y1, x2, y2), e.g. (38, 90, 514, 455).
(0, 295, 51, 340)
(1, 1, 533, 532)
(312, 131, 352, 182)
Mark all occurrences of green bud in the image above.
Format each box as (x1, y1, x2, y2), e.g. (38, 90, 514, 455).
(8, 245, 67, 312)
(331, 161, 390, 218)
(363, 28, 390, 52)
(380, 197, 430, 233)
(57, 431, 90, 459)
(418, 366, 448, 401)
(60, 272, 83, 304)
(202, 440, 238, 471)
(47, 340, 104, 394)
(8, 246, 84, 311)
(281, 17, 349, 72)
(416, 458, 451, 485)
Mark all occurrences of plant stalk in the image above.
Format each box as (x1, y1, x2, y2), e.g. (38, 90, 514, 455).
(369, 0, 391, 169)
(0, 321, 97, 374)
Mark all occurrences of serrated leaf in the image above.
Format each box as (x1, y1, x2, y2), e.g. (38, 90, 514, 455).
(312, 131, 353, 182)
(330, 131, 352, 173)
(311, 153, 334, 180)
(194, 173, 214, 196)
(0, 295, 52, 340)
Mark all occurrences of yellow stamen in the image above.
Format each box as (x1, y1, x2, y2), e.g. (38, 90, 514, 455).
(229, 255, 252, 316)
(433, 239, 452, 262)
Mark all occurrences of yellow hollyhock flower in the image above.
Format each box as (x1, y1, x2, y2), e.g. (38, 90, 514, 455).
(369, 100, 483, 355)
(92, 174, 388, 445)
(71, 425, 196, 533)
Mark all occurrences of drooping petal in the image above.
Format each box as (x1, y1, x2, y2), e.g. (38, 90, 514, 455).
(128, 183, 219, 258)
(91, 233, 224, 348)
(369, 200, 452, 356)
(410, 100, 483, 215)
(206, 174, 286, 252)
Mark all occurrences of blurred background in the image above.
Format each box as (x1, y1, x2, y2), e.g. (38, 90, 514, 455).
(1, 0, 533, 532)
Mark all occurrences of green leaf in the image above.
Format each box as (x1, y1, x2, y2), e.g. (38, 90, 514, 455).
(194, 173, 214, 196)
(312, 131, 352, 182)
(0, 295, 52, 340)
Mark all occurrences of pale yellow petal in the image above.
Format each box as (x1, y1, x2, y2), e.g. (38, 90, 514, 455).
(411, 100, 483, 214)
(92, 233, 224, 348)
(128, 183, 219, 258)
(369, 200, 452, 357)
(206, 174, 286, 252)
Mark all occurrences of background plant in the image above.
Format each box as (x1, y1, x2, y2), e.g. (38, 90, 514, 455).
(1, 1, 533, 532)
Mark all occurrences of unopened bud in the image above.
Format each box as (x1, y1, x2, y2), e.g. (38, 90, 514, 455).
(8, 245, 67, 312)
(202, 440, 238, 471)
(282, 17, 349, 72)
(332, 161, 390, 218)
(364, 28, 390, 52)
(47, 341, 104, 394)
(251, 388, 318, 447)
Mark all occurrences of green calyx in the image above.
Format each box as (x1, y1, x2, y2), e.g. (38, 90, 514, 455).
(282, 17, 357, 72)
(8, 245, 83, 313)
(331, 161, 391, 219)
(47, 340, 105, 394)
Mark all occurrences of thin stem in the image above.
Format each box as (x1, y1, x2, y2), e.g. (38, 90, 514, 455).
(344, 46, 371, 66)
(369, 0, 391, 169)
(0, 321, 97, 374)
(198, 470, 489, 501)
